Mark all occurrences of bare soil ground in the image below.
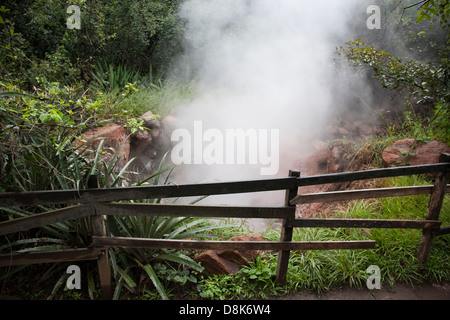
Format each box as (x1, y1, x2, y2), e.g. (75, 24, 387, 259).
(274, 282, 450, 300)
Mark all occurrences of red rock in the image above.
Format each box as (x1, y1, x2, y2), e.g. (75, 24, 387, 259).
(194, 234, 267, 275)
(354, 120, 375, 135)
(130, 128, 152, 156)
(154, 115, 179, 158)
(304, 149, 330, 175)
(303, 145, 348, 176)
(140, 111, 155, 124)
(337, 127, 349, 136)
(225, 234, 268, 262)
(140, 111, 161, 138)
(77, 123, 130, 169)
(382, 139, 450, 167)
(194, 250, 241, 275)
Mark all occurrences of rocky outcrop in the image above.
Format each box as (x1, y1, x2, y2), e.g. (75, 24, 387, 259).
(294, 138, 450, 218)
(293, 143, 352, 217)
(76, 123, 131, 169)
(194, 234, 268, 275)
(77, 112, 177, 176)
(326, 120, 377, 140)
(382, 139, 450, 167)
(303, 144, 350, 176)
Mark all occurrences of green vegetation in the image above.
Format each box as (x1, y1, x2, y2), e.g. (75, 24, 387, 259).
(193, 174, 449, 300)
(0, 0, 449, 300)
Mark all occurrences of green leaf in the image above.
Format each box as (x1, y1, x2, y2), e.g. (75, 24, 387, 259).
(116, 266, 137, 288)
(16, 244, 65, 253)
(47, 273, 67, 300)
(111, 157, 135, 187)
(113, 276, 124, 300)
(90, 138, 106, 176)
(135, 260, 168, 300)
(87, 270, 96, 300)
(39, 113, 49, 123)
(157, 252, 204, 272)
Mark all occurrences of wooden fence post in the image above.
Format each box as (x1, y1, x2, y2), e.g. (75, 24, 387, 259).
(88, 175, 113, 300)
(417, 153, 450, 264)
(276, 170, 300, 284)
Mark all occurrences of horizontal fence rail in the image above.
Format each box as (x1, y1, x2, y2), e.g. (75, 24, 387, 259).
(0, 205, 93, 236)
(284, 218, 442, 230)
(296, 162, 449, 187)
(0, 162, 448, 208)
(291, 185, 450, 205)
(95, 203, 296, 219)
(0, 153, 448, 300)
(0, 177, 298, 207)
(0, 204, 296, 237)
(439, 226, 450, 236)
(92, 236, 376, 251)
(0, 248, 100, 267)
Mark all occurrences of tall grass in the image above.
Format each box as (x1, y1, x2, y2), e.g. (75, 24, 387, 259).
(90, 62, 142, 93)
(89, 61, 195, 120)
(109, 82, 195, 119)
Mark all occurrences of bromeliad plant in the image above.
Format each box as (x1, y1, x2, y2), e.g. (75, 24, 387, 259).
(105, 154, 229, 300)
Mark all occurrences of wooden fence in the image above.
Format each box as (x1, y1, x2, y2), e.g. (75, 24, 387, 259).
(0, 153, 448, 299)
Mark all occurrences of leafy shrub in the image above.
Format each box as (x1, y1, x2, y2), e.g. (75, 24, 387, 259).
(0, 84, 95, 192)
(400, 102, 450, 144)
(338, 39, 449, 106)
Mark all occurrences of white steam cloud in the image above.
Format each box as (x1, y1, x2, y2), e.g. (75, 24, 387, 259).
(168, 0, 368, 211)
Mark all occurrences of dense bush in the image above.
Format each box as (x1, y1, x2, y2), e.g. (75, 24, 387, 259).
(338, 0, 449, 143)
(1, 0, 184, 89)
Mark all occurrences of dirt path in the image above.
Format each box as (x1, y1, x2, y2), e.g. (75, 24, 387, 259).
(275, 282, 450, 300)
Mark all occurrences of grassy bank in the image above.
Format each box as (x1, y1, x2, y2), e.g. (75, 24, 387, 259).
(190, 175, 449, 300)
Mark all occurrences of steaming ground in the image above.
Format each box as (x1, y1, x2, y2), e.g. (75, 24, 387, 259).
(165, 0, 377, 231)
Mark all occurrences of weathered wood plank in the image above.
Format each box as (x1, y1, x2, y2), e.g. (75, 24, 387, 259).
(285, 218, 442, 230)
(297, 163, 449, 187)
(96, 203, 295, 219)
(92, 236, 376, 251)
(290, 185, 446, 205)
(437, 226, 450, 237)
(88, 176, 112, 300)
(0, 205, 93, 236)
(276, 170, 299, 285)
(0, 162, 448, 207)
(0, 177, 297, 207)
(417, 154, 449, 263)
(0, 248, 99, 267)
